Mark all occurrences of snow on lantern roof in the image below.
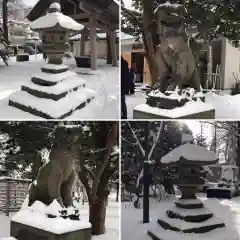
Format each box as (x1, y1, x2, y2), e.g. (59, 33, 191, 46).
(161, 143, 218, 165)
(30, 2, 84, 31)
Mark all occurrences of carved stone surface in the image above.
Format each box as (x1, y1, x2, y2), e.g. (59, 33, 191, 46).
(153, 3, 201, 93)
(28, 127, 78, 207)
(144, 2, 207, 111)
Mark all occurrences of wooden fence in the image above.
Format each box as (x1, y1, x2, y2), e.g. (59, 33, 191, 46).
(0, 177, 31, 216)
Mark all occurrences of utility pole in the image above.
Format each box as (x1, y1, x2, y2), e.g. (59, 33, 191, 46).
(143, 122, 150, 223)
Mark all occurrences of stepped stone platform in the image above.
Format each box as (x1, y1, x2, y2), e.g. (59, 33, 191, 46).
(8, 64, 95, 119)
(147, 198, 225, 240)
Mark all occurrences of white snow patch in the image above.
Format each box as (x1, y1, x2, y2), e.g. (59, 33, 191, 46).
(9, 87, 95, 119)
(11, 210, 91, 234)
(30, 3, 83, 31)
(161, 144, 217, 163)
(147, 90, 183, 101)
(12, 199, 91, 234)
(33, 180, 37, 186)
(42, 64, 68, 70)
(134, 101, 214, 118)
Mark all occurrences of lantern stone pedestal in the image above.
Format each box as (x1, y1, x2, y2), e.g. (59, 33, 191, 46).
(8, 2, 96, 119)
(147, 145, 226, 240)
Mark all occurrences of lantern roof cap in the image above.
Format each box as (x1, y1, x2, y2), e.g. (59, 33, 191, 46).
(30, 2, 84, 31)
(161, 143, 218, 165)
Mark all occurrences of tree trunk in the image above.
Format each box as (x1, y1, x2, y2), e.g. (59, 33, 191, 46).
(106, 33, 112, 64)
(116, 182, 119, 202)
(31, 153, 42, 181)
(89, 196, 107, 235)
(2, 0, 8, 43)
(235, 122, 240, 178)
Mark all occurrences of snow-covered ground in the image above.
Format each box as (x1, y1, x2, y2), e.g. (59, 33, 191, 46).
(122, 195, 240, 240)
(0, 55, 119, 119)
(126, 88, 240, 119)
(0, 193, 119, 240)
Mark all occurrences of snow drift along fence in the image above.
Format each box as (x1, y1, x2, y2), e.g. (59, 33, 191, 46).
(0, 177, 31, 216)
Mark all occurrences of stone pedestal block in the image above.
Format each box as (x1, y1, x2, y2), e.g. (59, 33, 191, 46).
(11, 221, 92, 240)
(17, 54, 29, 62)
(75, 56, 91, 68)
(133, 103, 215, 119)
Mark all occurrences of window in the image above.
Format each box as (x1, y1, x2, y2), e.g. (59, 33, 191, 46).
(60, 35, 64, 41)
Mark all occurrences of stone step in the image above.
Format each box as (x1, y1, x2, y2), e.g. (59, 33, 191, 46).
(147, 230, 162, 240)
(175, 198, 204, 209)
(157, 216, 225, 233)
(31, 71, 77, 86)
(147, 224, 234, 240)
(8, 88, 95, 119)
(41, 64, 69, 74)
(22, 76, 86, 101)
(167, 206, 213, 222)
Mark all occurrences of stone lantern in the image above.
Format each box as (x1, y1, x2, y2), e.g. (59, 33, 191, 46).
(8, 2, 96, 119)
(30, 2, 83, 65)
(147, 143, 226, 240)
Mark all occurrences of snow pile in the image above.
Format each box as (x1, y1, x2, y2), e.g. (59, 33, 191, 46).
(12, 200, 91, 234)
(30, 2, 83, 31)
(147, 89, 183, 101)
(42, 64, 68, 70)
(161, 143, 217, 164)
(122, 196, 240, 240)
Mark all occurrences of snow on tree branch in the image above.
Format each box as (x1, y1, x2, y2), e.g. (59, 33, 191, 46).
(148, 122, 163, 160)
(127, 121, 145, 156)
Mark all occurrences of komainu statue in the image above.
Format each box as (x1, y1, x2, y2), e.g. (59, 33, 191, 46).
(28, 126, 79, 208)
(148, 2, 202, 108)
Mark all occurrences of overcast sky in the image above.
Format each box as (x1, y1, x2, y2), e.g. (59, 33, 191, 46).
(123, 0, 132, 7)
(23, 0, 38, 6)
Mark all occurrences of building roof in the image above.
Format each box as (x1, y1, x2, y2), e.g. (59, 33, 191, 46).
(27, 0, 119, 31)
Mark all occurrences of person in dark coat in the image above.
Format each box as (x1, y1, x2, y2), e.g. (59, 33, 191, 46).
(129, 63, 136, 94)
(121, 56, 131, 119)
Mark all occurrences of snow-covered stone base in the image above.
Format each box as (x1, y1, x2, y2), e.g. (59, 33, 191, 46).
(21, 76, 86, 100)
(11, 200, 91, 240)
(133, 101, 215, 119)
(147, 224, 236, 240)
(9, 88, 95, 119)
